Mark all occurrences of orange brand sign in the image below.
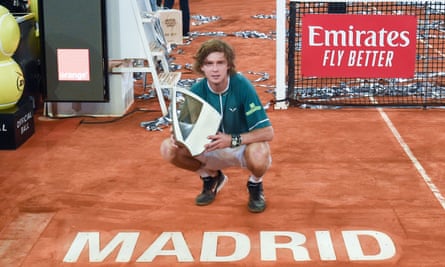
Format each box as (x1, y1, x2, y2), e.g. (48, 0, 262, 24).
(57, 49, 91, 81)
(301, 14, 417, 78)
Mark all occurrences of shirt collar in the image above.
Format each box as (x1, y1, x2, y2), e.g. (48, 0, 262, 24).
(207, 76, 230, 95)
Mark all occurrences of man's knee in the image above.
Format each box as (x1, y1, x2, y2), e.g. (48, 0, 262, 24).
(160, 138, 175, 161)
(245, 142, 272, 172)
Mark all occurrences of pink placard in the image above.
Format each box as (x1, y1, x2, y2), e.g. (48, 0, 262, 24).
(57, 49, 91, 81)
(301, 14, 417, 78)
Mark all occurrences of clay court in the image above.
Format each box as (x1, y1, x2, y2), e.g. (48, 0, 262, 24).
(1, 0, 445, 266)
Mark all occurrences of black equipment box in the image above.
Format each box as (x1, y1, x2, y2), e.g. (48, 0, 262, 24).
(0, 99, 35, 149)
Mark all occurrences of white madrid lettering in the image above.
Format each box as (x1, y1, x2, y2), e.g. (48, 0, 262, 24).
(63, 232, 139, 262)
(343, 230, 396, 261)
(63, 230, 396, 263)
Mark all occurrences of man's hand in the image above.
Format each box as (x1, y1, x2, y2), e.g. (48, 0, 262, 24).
(169, 127, 183, 149)
(204, 132, 231, 152)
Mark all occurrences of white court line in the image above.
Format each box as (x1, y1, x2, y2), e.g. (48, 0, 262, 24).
(377, 108, 445, 210)
(0, 212, 55, 266)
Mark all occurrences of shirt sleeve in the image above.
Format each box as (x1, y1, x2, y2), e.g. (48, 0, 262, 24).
(239, 75, 272, 131)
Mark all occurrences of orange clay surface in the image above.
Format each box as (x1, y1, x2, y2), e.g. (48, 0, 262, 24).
(1, 0, 445, 266)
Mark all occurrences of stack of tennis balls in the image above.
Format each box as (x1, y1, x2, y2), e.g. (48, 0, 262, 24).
(0, 5, 25, 110)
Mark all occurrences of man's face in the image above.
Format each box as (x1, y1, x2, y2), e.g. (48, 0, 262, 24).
(200, 52, 230, 87)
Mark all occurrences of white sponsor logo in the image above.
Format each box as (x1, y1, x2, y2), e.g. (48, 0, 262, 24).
(59, 72, 89, 81)
(308, 25, 411, 48)
(322, 49, 394, 67)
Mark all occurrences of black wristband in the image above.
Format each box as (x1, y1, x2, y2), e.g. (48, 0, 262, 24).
(231, 134, 242, 148)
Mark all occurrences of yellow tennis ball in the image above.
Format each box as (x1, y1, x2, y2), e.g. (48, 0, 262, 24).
(0, 5, 8, 16)
(0, 58, 25, 110)
(0, 5, 21, 60)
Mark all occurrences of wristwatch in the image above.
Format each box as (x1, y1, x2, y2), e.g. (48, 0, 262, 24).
(231, 134, 242, 148)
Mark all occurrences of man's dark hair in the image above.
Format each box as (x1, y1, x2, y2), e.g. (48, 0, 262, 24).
(192, 39, 237, 76)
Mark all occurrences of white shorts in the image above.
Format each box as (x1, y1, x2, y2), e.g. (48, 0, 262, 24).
(195, 145, 247, 170)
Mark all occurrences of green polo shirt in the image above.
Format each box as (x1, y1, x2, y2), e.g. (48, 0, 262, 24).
(190, 73, 271, 135)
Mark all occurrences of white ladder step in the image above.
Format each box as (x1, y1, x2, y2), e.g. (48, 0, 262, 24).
(159, 72, 181, 88)
(111, 66, 181, 88)
(150, 43, 166, 56)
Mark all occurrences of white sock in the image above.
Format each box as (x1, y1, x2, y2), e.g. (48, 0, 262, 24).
(249, 175, 263, 183)
(197, 168, 217, 178)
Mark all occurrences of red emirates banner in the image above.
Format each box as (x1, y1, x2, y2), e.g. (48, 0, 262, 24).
(301, 14, 417, 78)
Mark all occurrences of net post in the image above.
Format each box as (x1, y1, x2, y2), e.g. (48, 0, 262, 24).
(287, 1, 297, 105)
(274, 0, 288, 110)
